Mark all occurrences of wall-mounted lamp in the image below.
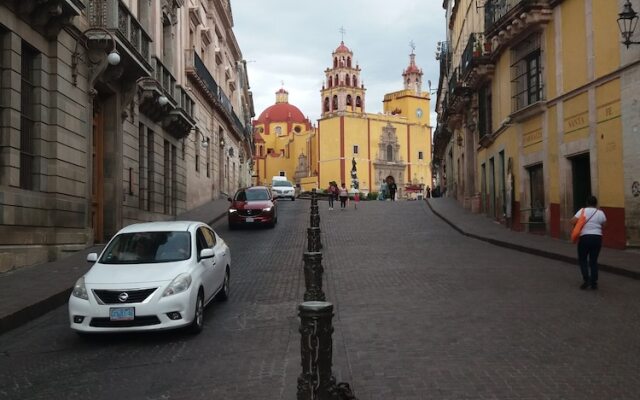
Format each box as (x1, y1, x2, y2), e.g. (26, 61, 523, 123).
(618, 0, 640, 48)
(220, 137, 226, 147)
(158, 95, 169, 106)
(188, 129, 209, 147)
(71, 27, 120, 86)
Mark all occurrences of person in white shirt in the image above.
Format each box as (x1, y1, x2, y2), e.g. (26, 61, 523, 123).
(570, 196, 607, 290)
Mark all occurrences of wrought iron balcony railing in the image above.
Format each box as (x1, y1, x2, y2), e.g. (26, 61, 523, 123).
(87, 0, 151, 69)
(153, 57, 176, 102)
(485, 0, 530, 32)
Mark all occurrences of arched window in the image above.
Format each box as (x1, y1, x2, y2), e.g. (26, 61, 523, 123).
(353, 75, 357, 87)
(346, 95, 352, 106)
(332, 95, 338, 110)
(356, 96, 362, 107)
(334, 57, 337, 68)
(324, 97, 330, 112)
(335, 74, 339, 86)
(347, 57, 351, 67)
(345, 75, 350, 86)
(328, 76, 333, 87)
(387, 145, 393, 161)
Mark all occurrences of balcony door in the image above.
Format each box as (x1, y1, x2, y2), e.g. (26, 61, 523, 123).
(92, 101, 105, 243)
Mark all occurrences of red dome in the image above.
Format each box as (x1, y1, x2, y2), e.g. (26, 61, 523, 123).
(257, 102, 307, 123)
(335, 41, 351, 53)
(404, 65, 421, 74)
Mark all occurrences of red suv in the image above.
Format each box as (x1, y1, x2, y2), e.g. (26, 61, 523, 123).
(228, 186, 278, 229)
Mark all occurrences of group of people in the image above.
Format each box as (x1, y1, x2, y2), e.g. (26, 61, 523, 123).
(327, 182, 359, 210)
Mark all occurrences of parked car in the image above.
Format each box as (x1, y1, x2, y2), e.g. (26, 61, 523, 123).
(228, 186, 278, 229)
(271, 179, 296, 201)
(68, 221, 230, 334)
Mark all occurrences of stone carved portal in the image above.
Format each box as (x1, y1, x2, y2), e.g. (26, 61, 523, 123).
(373, 123, 405, 186)
(294, 153, 308, 184)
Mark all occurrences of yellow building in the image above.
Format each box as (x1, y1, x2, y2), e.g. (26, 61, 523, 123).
(317, 42, 433, 196)
(253, 41, 434, 197)
(435, 0, 639, 249)
(252, 88, 317, 189)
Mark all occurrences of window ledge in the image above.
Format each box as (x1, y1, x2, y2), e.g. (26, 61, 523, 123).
(511, 101, 546, 123)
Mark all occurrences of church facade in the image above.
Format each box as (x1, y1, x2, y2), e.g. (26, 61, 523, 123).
(253, 41, 433, 197)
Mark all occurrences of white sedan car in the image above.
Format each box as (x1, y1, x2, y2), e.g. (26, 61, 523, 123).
(68, 221, 230, 334)
(271, 180, 296, 201)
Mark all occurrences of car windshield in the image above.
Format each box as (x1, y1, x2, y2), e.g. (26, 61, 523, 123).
(235, 189, 270, 201)
(99, 231, 191, 264)
(273, 181, 293, 187)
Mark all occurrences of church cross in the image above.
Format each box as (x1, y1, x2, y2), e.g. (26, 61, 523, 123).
(339, 26, 346, 42)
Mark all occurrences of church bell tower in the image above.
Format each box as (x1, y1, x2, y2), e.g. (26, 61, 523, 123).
(320, 41, 367, 117)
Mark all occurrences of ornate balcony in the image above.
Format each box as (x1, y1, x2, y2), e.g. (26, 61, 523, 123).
(164, 86, 196, 139)
(460, 33, 495, 88)
(7, 0, 84, 38)
(484, 0, 553, 53)
(138, 57, 177, 122)
(185, 50, 249, 142)
(87, 0, 153, 79)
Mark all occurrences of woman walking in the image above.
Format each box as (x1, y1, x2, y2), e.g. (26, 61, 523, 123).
(570, 195, 607, 290)
(327, 181, 337, 210)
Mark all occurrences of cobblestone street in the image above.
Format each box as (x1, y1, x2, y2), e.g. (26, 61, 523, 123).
(1, 199, 639, 399)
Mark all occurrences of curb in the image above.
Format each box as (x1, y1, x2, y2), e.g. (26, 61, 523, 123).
(425, 200, 640, 281)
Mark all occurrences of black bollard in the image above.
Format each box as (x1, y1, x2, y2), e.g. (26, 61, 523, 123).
(297, 301, 336, 399)
(303, 251, 325, 301)
(307, 227, 322, 252)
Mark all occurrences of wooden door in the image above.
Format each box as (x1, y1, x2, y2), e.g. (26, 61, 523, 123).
(92, 104, 105, 243)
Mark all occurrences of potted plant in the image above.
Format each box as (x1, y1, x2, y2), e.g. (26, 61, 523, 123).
(473, 40, 482, 57)
(483, 39, 492, 55)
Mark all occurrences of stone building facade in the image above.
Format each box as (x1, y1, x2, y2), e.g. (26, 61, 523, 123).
(0, 0, 253, 272)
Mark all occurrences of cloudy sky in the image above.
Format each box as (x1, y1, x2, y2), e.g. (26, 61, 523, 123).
(231, 1, 446, 125)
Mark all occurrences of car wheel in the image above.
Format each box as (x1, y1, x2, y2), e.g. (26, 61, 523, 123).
(216, 268, 230, 301)
(228, 221, 236, 230)
(188, 291, 204, 334)
(291, 196, 295, 201)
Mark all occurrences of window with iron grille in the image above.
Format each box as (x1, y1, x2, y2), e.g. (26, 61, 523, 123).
(511, 34, 543, 112)
(20, 43, 38, 190)
(138, 123, 146, 210)
(164, 140, 171, 214)
(206, 138, 210, 177)
(147, 130, 155, 211)
(478, 85, 492, 137)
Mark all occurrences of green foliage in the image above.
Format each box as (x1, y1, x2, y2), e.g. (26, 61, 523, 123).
(367, 192, 379, 200)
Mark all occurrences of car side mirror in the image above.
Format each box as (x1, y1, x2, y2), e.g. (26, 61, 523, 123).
(86, 253, 98, 262)
(200, 248, 215, 259)
(227, 197, 232, 202)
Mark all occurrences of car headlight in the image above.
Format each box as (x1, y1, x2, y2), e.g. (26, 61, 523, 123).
(228, 208, 237, 213)
(72, 276, 89, 300)
(162, 273, 192, 297)
(263, 207, 272, 212)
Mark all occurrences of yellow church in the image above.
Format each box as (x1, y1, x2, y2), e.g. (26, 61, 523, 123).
(252, 41, 433, 197)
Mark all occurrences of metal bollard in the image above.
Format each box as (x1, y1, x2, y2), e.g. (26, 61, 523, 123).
(307, 227, 322, 252)
(303, 251, 325, 301)
(297, 301, 336, 399)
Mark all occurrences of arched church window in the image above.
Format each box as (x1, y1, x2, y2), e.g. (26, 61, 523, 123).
(334, 57, 337, 68)
(275, 126, 282, 136)
(353, 75, 357, 87)
(335, 74, 339, 86)
(328, 76, 333, 87)
(324, 97, 330, 112)
(356, 96, 362, 107)
(346, 95, 352, 106)
(387, 145, 393, 161)
(347, 57, 351, 67)
(332, 95, 338, 110)
(345, 75, 350, 86)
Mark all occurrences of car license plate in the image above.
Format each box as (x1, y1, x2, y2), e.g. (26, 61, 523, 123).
(245, 217, 254, 222)
(110, 307, 135, 321)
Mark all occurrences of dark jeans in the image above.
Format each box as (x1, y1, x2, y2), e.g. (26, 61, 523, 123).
(577, 234, 602, 284)
(389, 191, 396, 201)
(328, 194, 334, 208)
(339, 196, 347, 208)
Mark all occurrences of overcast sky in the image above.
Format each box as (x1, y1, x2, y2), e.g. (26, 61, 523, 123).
(231, 1, 446, 126)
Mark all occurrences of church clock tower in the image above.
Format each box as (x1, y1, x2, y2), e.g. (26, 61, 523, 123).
(320, 41, 367, 117)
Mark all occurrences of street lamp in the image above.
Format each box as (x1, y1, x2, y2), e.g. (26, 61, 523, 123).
(618, 0, 640, 48)
(189, 129, 208, 147)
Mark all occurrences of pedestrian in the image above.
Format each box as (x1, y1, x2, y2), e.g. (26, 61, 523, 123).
(426, 186, 431, 198)
(327, 181, 337, 210)
(388, 180, 397, 201)
(353, 190, 360, 209)
(338, 183, 348, 210)
(570, 195, 607, 290)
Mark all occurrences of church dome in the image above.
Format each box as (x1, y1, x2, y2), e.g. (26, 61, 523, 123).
(257, 88, 307, 124)
(335, 41, 351, 53)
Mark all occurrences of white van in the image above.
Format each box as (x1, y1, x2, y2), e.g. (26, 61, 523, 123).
(271, 176, 295, 201)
